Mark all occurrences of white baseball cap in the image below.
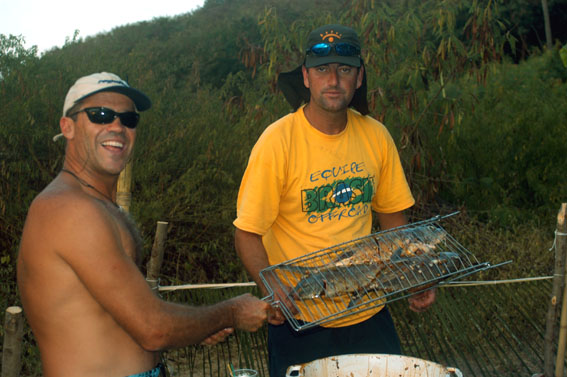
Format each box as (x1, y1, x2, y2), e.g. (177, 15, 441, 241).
(53, 72, 151, 141)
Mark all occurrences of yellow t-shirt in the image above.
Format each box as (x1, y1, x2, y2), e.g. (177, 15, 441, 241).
(234, 106, 415, 327)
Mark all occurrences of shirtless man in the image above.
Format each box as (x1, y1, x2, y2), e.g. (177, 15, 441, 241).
(17, 72, 271, 377)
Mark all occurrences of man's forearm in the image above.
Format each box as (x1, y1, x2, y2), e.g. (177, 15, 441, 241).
(138, 293, 267, 351)
(234, 228, 271, 295)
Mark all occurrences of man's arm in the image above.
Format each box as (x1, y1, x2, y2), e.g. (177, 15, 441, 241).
(375, 210, 408, 230)
(234, 228, 286, 324)
(41, 197, 268, 350)
(234, 229, 270, 296)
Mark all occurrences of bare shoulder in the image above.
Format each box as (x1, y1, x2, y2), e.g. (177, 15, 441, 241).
(18, 174, 147, 311)
(27, 177, 108, 224)
(20, 176, 121, 261)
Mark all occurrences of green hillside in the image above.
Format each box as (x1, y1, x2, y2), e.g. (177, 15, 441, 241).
(2, 0, 567, 282)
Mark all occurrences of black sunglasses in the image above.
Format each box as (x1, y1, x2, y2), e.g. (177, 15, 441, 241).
(69, 107, 140, 129)
(306, 42, 361, 57)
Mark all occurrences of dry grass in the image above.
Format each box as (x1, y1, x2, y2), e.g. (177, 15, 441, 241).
(163, 330, 269, 377)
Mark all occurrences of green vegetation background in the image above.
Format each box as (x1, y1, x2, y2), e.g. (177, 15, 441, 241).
(1, 0, 567, 373)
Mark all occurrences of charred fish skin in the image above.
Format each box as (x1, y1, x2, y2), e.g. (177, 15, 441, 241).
(345, 251, 463, 307)
(291, 264, 382, 300)
(290, 273, 324, 299)
(332, 225, 448, 267)
(292, 251, 462, 301)
(373, 251, 463, 292)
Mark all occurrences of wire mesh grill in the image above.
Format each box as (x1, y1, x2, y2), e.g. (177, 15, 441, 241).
(260, 214, 494, 331)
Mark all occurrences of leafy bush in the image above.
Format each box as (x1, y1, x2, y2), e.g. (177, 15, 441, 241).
(0, 0, 563, 294)
(436, 51, 567, 225)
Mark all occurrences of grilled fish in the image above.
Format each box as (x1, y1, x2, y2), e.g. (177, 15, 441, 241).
(376, 251, 463, 292)
(332, 225, 448, 267)
(291, 263, 383, 299)
(291, 251, 462, 300)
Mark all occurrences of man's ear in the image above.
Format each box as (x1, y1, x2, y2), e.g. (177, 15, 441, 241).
(59, 116, 75, 140)
(302, 65, 310, 89)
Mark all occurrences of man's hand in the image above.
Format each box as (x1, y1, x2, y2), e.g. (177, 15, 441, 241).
(267, 306, 286, 326)
(264, 277, 299, 326)
(267, 289, 298, 326)
(408, 287, 437, 312)
(230, 293, 270, 332)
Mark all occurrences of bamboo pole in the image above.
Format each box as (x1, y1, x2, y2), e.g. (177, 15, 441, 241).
(1, 306, 24, 377)
(544, 203, 567, 376)
(159, 282, 257, 292)
(116, 160, 133, 212)
(146, 221, 169, 293)
(554, 203, 567, 377)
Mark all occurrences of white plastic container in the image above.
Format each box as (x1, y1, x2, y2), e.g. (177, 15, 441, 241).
(285, 353, 463, 377)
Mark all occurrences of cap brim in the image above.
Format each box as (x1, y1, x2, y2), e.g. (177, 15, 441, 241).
(75, 86, 152, 112)
(305, 55, 361, 68)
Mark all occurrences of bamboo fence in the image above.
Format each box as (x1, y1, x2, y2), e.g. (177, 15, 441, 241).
(159, 278, 551, 377)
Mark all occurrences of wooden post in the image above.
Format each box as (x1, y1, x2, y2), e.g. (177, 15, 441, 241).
(1, 306, 24, 377)
(117, 161, 133, 212)
(146, 221, 169, 293)
(554, 204, 567, 377)
(544, 203, 567, 376)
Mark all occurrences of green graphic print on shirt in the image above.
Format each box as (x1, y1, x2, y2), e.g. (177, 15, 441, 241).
(301, 161, 375, 224)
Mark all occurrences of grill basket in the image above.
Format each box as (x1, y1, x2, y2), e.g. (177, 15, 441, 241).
(260, 213, 496, 331)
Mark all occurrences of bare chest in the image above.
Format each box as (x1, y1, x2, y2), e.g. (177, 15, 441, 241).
(107, 203, 144, 266)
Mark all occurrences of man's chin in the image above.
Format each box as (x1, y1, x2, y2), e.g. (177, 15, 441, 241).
(319, 98, 351, 112)
(99, 163, 129, 176)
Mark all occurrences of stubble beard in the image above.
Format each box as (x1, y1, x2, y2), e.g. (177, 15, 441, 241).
(314, 92, 351, 113)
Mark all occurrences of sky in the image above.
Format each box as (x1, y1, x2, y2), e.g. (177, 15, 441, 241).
(1, 0, 206, 53)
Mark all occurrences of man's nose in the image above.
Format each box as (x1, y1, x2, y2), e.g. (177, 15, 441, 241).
(105, 116, 126, 131)
(328, 67, 339, 85)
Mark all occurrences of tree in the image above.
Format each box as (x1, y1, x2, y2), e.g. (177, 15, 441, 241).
(0, 34, 38, 79)
(541, 0, 553, 49)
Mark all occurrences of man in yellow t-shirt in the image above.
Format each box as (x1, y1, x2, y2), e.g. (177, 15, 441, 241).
(233, 24, 436, 377)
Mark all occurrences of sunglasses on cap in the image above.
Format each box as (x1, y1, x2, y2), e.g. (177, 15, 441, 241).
(306, 42, 361, 57)
(68, 107, 140, 129)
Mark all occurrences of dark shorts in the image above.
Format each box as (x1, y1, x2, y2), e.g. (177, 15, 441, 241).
(125, 363, 166, 377)
(268, 307, 401, 377)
